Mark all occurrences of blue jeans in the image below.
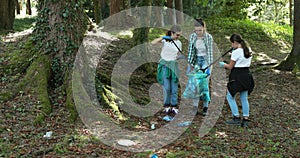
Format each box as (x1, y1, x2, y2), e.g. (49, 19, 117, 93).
(162, 66, 178, 107)
(193, 56, 209, 107)
(226, 90, 249, 117)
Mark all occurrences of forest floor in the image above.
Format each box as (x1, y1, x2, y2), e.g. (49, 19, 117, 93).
(0, 29, 300, 158)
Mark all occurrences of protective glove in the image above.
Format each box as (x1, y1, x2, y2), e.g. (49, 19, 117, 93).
(186, 65, 191, 75)
(219, 62, 226, 68)
(162, 36, 172, 40)
(205, 68, 210, 76)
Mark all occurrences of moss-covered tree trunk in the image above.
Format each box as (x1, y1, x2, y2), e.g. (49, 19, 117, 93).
(93, 0, 101, 24)
(29, 0, 88, 123)
(275, 0, 300, 73)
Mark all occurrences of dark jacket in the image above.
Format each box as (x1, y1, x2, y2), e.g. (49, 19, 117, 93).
(227, 67, 255, 97)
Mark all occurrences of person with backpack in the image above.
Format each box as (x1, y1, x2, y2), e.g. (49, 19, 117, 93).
(151, 25, 182, 115)
(219, 34, 255, 127)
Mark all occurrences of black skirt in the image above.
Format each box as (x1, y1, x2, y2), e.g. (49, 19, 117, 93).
(227, 67, 255, 97)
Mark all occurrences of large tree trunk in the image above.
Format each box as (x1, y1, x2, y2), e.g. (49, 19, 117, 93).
(275, 0, 300, 72)
(0, 0, 15, 30)
(32, 0, 88, 122)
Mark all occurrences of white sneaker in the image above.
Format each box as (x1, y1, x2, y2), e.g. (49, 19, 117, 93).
(171, 107, 179, 115)
(163, 107, 171, 114)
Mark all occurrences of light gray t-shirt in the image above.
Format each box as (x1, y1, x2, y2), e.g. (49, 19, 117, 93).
(195, 38, 207, 56)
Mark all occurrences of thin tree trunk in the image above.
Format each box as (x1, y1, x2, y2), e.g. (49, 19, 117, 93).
(289, 0, 293, 26)
(166, 0, 175, 25)
(93, 0, 101, 24)
(153, 0, 163, 27)
(16, 0, 20, 14)
(26, 0, 31, 15)
(175, 0, 184, 24)
(275, 0, 300, 71)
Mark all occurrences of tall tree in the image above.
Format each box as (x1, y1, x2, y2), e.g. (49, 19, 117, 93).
(275, 0, 300, 73)
(31, 0, 88, 121)
(166, 0, 175, 25)
(26, 0, 31, 15)
(175, 0, 184, 24)
(16, 0, 21, 15)
(110, 0, 120, 15)
(132, 0, 151, 45)
(0, 0, 15, 31)
(153, 0, 164, 26)
(290, 0, 293, 26)
(93, 0, 101, 24)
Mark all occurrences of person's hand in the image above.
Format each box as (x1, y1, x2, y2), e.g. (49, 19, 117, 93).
(176, 53, 185, 60)
(205, 68, 210, 76)
(186, 65, 191, 75)
(162, 36, 172, 40)
(219, 62, 226, 68)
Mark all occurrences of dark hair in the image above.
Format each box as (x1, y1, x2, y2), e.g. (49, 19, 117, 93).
(230, 34, 251, 58)
(166, 25, 181, 36)
(194, 18, 205, 27)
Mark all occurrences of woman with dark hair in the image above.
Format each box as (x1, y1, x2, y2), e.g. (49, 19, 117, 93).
(187, 18, 214, 116)
(151, 25, 182, 115)
(219, 34, 255, 127)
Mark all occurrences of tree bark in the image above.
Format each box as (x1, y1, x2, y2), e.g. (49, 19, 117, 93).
(26, 0, 31, 15)
(32, 0, 88, 122)
(153, 0, 164, 27)
(289, 0, 293, 26)
(0, 0, 15, 30)
(166, 0, 175, 25)
(110, 0, 120, 16)
(16, 0, 21, 14)
(93, 0, 101, 24)
(275, 0, 300, 71)
(175, 0, 184, 24)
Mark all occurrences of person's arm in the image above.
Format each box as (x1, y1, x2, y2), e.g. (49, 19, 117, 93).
(224, 60, 236, 70)
(151, 37, 163, 44)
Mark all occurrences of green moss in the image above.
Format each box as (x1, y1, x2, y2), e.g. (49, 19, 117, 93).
(66, 80, 78, 123)
(14, 53, 52, 125)
(34, 114, 45, 125)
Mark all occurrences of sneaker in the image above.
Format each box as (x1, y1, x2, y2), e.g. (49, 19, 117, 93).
(202, 107, 208, 116)
(241, 118, 250, 127)
(163, 107, 171, 114)
(171, 107, 179, 115)
(226, 116, 241, 125)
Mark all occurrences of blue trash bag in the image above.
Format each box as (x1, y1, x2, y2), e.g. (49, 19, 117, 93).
(182, 67, 210, 101)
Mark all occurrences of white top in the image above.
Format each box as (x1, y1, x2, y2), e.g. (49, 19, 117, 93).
(231, 48, 252, 67)
(195, 38, 207, 56)
(161, 39, 182, 61)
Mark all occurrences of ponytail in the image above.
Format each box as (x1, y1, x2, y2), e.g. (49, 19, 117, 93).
(241, 40, 251, 58)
